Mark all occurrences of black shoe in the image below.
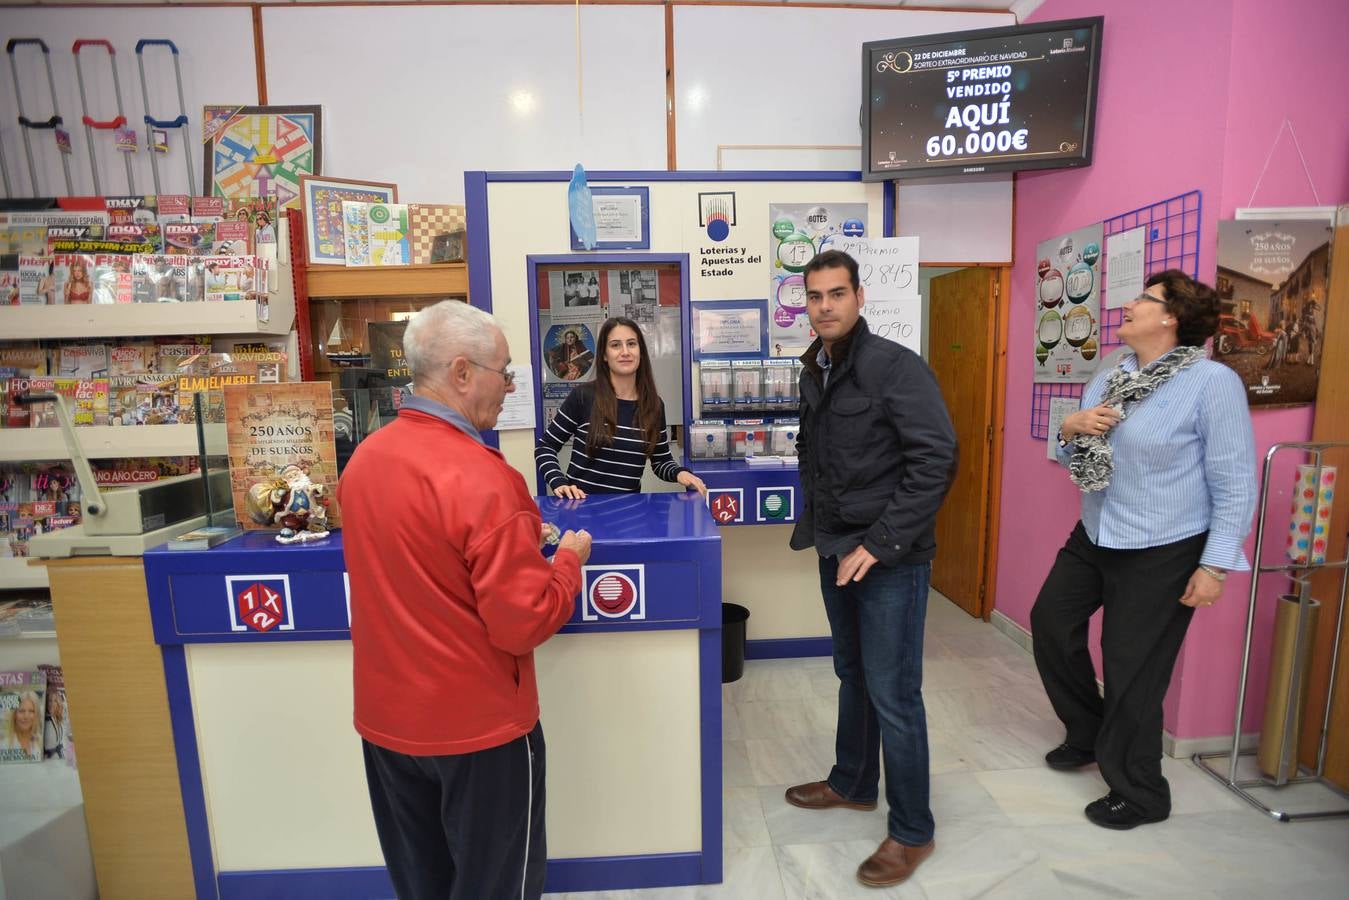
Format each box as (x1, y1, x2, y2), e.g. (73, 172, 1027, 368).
(1044, 742, 1096, 770)
(1084, 792, 1168, 830)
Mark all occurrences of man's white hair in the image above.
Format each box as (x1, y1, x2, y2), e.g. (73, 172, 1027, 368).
(402, 300, 500, 383)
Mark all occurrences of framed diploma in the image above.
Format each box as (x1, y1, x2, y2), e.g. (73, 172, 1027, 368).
(571, 185, 650, 251)
(691, 299, 768, 360)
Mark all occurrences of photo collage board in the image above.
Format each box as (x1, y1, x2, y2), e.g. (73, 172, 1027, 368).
(535, 264, 684, 433)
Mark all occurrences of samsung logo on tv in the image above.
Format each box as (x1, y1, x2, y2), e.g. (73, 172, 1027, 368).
(962, 166, 986, 173)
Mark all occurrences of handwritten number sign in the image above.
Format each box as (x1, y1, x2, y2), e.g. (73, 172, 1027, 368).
(830, 236, 921, 353)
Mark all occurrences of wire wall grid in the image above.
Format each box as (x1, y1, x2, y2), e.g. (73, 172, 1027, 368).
(1029, 190, 1202, 439)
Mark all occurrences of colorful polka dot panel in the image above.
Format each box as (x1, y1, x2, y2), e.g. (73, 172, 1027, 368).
(1288, 464, 1336, 565)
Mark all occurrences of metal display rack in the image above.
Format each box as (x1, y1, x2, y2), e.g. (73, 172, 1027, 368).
(1193, 441, 1349, 821)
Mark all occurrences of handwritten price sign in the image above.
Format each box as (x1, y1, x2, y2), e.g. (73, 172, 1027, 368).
(829, 236, 919, 303)
(829, 236, 921, 352)
(864, 299, 922, 354)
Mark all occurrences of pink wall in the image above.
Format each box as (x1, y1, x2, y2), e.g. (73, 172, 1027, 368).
(996, 0, 1349, 740)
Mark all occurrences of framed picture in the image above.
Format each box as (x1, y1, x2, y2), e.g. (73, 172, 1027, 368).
(299, 175, 399, 265)
(570, 185, 650, 251)
(691, 299, 768, 360)
(202, 105, 323, 210)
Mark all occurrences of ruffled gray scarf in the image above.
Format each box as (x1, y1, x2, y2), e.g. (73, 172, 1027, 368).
(1068, 345, 1208, 492)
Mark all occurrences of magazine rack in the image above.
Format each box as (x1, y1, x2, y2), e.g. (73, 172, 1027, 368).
(1193, 441, 1349, 821)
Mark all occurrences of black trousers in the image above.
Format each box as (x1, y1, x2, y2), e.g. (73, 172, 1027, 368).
(1031, 523, 1204, 817)
(363, 722, 547, 900)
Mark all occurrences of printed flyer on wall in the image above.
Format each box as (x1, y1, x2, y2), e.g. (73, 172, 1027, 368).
(223, 382, 341, 532)
(767, 203, 868, 353)
(1213, 217, 1332, 407)
(1033, 222, 1102, 384)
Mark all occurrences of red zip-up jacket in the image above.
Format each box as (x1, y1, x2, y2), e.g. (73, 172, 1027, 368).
(338, 406, 582, 756)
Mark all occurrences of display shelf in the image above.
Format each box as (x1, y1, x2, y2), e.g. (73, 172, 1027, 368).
(0, 298, 290, 340)
(683, 457, 800, 476)
(0, 220, 297, 340)
(0, 557, 48, 590)
(305, 263, 467, 299)
(0, 424, 227, 462)
(290, 202, 468, 381)
(0, 628, 56, 639)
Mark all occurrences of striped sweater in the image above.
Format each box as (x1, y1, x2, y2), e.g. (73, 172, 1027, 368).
(535, 384, 688, 494)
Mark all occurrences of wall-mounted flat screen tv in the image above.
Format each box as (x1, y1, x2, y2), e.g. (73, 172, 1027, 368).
(863, 17, 1103, 181)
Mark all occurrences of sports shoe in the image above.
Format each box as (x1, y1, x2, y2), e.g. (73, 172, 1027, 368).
(1044, 742, 1096, 770)
(1084, 792, 1168, 830)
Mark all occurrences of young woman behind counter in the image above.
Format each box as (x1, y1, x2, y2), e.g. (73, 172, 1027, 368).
(535, 317, 706, 499)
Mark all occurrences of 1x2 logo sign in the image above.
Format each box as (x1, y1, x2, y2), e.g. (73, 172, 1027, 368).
(225, 575, 295, 633)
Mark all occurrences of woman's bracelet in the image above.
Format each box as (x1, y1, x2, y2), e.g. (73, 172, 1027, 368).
(1199, 564, 1228, 582)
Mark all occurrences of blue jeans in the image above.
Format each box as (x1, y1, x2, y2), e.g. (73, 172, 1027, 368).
(819, 555, 933, 846)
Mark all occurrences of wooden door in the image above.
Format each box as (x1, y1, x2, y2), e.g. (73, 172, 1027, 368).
(1302, 213, 1349, 788)
(928, 268, 998, 617)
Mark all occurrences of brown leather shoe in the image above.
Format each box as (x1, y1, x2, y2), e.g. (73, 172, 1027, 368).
(783, 780, 878, 811)
(856, 837, 935, 887)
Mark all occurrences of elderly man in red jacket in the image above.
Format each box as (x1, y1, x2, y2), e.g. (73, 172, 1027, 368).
(339, 299, 592, 900)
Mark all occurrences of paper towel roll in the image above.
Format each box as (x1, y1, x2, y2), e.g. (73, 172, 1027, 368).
(1286, 465, 1336, 565)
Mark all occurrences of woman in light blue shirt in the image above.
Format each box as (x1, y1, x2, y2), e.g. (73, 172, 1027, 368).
(1031, 269, 1256, 831)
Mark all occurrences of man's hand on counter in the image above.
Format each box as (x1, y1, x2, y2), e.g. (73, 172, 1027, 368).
(539, 522, 561, 548)
(554, 484, 588, 501)
(557, 529, 593, 566)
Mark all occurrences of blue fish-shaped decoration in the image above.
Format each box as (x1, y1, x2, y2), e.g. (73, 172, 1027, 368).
(568, 164, 597, 250)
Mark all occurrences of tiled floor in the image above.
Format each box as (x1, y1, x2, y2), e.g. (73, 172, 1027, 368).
(553, 592, 1349, 899)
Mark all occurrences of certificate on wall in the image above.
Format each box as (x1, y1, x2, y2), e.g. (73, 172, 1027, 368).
(571, 186, 650, 250)
(224, 382, 341, 531)
(1047, 396, 1079, 461)
(496, 365, 537, 431)
(1105, 226, 1146, 308)
(692, 300, 767, 359)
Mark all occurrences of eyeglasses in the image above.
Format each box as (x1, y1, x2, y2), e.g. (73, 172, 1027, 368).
(466, 359, 515, 386)
(1132, 293, 1169, 308)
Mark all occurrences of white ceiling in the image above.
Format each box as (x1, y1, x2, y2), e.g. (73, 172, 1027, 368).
(0, 0, 1043, 16)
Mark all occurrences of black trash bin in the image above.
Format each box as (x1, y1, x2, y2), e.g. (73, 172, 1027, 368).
(722, 603, 750, 684)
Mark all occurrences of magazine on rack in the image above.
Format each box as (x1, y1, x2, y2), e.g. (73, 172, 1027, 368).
(0, 669, 47, 764)
(37, 664, 74, 763)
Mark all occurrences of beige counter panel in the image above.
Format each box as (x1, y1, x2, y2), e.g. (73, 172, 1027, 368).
(722, 526, 829, 640)
(186, 642, 381, 871)
(186, 629, 703, 871)
(537, 629, 702, 858)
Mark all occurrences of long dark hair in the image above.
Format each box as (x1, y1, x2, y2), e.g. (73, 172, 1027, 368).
(587, 316, 662, 455)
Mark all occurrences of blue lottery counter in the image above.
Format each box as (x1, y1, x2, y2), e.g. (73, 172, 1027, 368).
(142, 492, 723, 899)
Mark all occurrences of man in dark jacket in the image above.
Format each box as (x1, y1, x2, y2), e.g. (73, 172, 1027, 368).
(784, 249, 957, 888)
